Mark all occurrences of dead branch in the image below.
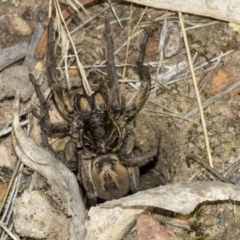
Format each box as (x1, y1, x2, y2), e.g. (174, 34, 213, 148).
(23, 23, 44, 71)
(100, 181, 240, 214)
(0, 41, 29, 71)
(11, 91, 86, 240)
(123, 0, 240, 24)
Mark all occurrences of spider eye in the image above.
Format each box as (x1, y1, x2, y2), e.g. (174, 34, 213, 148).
(79, 97, 92, 116)
(94, 92, 106, 111)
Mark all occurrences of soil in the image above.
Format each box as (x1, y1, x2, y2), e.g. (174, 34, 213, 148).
(1, 0, 240, 239)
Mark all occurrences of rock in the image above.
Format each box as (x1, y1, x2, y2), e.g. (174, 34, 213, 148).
(0, 65, 34, 102)
(164, 23, 181, 58)
(85, 206, 144, 240)
(0, 137, 15, 168)
(13, 191, 70, 239)
(203, 65, 240, 96)
(137, 215, 178, 240)
(145, 37, 159, 57)
(8, 17, 32, 36)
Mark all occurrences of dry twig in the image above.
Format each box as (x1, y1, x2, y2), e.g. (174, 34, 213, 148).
(0, 221, 19, 240)
(186, 154, 232, 183)
(0, 41, 29, 71)
(23, 24, 44, 70)
(12, 91, 86, 240)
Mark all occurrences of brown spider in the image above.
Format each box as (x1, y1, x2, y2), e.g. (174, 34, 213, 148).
(30, 18, 158, 205)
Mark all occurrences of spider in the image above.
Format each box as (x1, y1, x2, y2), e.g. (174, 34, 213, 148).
(30, 18, 158, 205)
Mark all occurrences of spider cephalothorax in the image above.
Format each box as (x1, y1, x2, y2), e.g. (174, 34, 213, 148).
(74, 91, 122, 155)
(30, 18, 158, 205)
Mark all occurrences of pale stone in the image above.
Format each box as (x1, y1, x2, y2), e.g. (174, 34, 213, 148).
(8, 17, 32, 36)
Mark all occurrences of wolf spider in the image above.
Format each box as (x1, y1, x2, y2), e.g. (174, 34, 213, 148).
(30, 18, 158, 205)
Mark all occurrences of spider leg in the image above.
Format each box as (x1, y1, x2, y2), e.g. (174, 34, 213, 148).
(108, 115, 122, 152)
(118, 131, 140, 192)
(46, 18, 57, 84)
(120, 147, 158, 167)
(77, 153, 97, 206)
(127, 167, 140, 193)
(117, 34, 151, 127)
(119, 130, 135, 156)
(64, 139, 78, 172)
(30, 74, 72, 157)
(105, 18, 122, 113)
(30, 73, 73, 135)
(79, 129, 97, 157)
(29, 74, 51, 130)
(29, 74, 54, 152)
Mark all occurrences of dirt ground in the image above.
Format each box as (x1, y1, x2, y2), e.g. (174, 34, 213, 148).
(1, 0, 240, 239)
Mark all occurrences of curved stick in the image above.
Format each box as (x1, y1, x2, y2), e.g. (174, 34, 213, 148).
(12, 92, 86, 240)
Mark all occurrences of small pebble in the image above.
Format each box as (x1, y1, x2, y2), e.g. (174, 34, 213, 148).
(8, 17, 32, 36)
(145, 37, 159, 57)
(137, 215, 178, 240)
(164, 23, 181, 58)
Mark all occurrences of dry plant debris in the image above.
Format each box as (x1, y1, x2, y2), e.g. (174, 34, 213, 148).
(0, 0, 240, 239)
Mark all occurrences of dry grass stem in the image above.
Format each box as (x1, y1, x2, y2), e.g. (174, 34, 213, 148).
(178, 12, 213, 168)
(66, 0, 89, 16)
(114, 29, 143, 56)
(0, 120, 28, 137)
(0, 163, 23, 240)
(147, 110, 199, 124)
(185, 20, 220, 31)
(121, 3, 133, 80)
(107, 0, 123, 30)
(0, 221, 19, 240)
(155, 12, 168, 81)
(181, 79, 240, 122)
(186, 154, 231, 183)
(70, 5, 112, 35)
(0, 162, 22, 214)
(54, 0, 93, 96)
(155, 50, 232, 87)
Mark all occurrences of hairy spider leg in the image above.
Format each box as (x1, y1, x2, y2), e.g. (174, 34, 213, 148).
(29, 74, 51, 131)
(117, 34, 151, 128)
(120, 147, 158, 167)
(29, 74, 73, 163)
(29, 74, 54, 151)
(78, 153, 98, 206)
(46, 18, 57, 84)
(105, 114, 122, 152)
(105, 18, 122, 113)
